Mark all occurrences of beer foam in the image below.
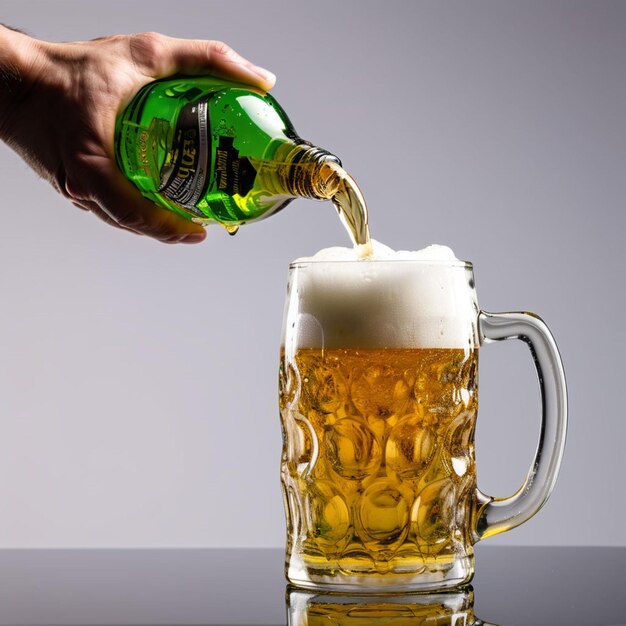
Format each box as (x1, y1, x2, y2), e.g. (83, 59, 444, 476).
(295, 240, 459, 263)
(286, 241, 479, 349)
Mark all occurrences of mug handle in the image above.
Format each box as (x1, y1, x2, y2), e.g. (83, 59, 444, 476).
(473, 311, 568, 541)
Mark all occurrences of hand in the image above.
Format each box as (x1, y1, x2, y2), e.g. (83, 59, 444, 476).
(0, 26, 276, 243)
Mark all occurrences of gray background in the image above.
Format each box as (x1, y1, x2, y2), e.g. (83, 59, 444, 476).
(0, 0, 623, 548)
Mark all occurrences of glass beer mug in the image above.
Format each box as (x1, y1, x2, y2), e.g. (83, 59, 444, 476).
(278, 253, 567, 591)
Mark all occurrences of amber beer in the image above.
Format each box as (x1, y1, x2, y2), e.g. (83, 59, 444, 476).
(280, 346, 478, 583)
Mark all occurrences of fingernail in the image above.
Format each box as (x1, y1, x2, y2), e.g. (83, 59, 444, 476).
(250, 65, 276, 86)
(182, 231, 206, 244)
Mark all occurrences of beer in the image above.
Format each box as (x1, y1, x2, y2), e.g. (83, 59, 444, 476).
(279, 346, 478, 583)
(329, 167, 371, 257)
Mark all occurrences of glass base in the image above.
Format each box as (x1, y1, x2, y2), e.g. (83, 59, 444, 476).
(286, 552, 474, 592)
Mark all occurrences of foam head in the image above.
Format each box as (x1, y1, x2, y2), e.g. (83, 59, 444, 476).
(284, 241, 479, 350)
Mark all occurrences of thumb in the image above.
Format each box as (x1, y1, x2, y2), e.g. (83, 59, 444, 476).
(136, 33, 276, 91)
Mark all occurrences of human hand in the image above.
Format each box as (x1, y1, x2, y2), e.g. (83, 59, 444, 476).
(0, 26, 276, 243)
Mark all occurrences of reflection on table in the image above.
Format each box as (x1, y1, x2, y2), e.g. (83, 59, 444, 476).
(287, 585, 498, 625)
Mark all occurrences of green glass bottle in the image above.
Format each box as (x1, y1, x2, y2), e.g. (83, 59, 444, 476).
(115, 76, 341, 231)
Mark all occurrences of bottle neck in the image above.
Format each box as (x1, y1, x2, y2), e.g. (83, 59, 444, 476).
(279, 143, 342, 200)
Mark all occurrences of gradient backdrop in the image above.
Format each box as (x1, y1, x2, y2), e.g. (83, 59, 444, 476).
(0, 0, 624, 548)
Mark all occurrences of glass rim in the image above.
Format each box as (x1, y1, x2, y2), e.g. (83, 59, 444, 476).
(288, 258, 473, 270)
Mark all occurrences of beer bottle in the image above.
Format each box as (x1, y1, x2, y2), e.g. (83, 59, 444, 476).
(115, 76, 342, 233)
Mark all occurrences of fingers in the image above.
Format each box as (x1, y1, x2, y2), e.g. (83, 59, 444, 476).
(130, 32, 276, 91)
(84, 158, 207, 244)
(71, 198, 141, 235)
(169, 39, 277, 91)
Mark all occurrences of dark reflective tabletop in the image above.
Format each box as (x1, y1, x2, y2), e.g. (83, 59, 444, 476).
(0, 547, 622, 625)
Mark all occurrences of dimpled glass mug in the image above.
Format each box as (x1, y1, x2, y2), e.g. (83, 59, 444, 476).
(278, 252, 567, 591)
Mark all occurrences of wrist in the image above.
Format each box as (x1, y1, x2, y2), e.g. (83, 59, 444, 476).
(0, 25, 48, 141)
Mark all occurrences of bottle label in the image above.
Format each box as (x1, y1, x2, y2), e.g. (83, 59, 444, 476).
(159, 100, 210, 216)
(159, 98, 258, 217)
(215, 136, 256, 198)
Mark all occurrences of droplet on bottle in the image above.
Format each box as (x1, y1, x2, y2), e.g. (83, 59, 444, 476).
(224, 224, 240, 236)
